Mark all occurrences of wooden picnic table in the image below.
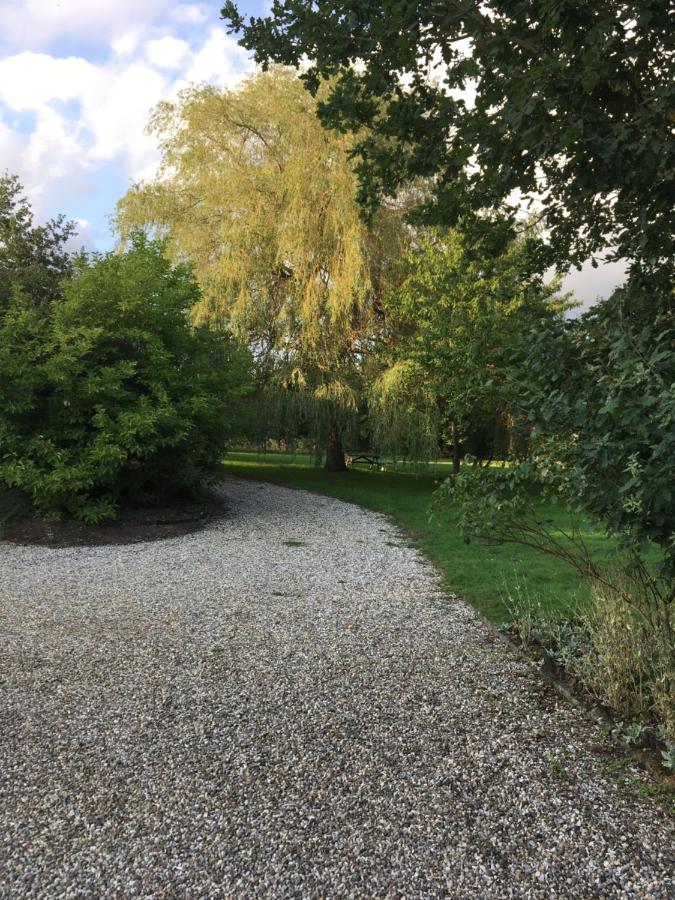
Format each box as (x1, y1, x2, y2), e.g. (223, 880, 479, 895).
(347, 453, 381, 468)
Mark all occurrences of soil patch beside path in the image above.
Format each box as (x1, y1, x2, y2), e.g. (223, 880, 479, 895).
(2, 492, 226, 548)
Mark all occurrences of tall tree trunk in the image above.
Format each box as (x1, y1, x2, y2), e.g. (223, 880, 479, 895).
(451, 422, 461, 476)
(325, 428, 347, 472)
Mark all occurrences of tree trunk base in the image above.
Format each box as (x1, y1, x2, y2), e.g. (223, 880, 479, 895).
(451, 423, 461, 475)
(325, 430, 348, 472)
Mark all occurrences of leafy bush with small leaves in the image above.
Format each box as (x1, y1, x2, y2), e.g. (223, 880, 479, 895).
(445, 280, 674, 592)
(0, 234, 252, 521)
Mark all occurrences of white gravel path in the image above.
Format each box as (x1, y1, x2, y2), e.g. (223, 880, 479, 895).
(1, 478, 674, 898)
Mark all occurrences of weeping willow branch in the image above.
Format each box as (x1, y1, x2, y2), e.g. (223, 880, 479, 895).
(369, 360, 440, 460)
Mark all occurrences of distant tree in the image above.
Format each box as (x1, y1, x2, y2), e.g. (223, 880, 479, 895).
(222, 1, 674, 282)
(116, 68, 408, 470)
(0, 173, 75, 311)
(0, 234, 252, 522)
(370, 227, 566, 470)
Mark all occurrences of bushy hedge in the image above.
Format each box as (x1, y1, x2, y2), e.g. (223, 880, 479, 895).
(0, 235, 252, 521)
(445, 281, 674, 748)
(449, 282, 675, 586)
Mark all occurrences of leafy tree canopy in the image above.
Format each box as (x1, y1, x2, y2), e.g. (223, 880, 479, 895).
(0, 172, 76, 311)
(371, 227, 566, 462)
(0, 234, 252, 521)
(222, 1, 674, 280)
(116, 68, 409, 468)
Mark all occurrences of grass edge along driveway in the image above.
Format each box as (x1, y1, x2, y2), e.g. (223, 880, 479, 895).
(222, 451, 624, 625)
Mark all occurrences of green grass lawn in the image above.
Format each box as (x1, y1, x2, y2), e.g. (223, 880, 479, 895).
(222, 450, 625, 624)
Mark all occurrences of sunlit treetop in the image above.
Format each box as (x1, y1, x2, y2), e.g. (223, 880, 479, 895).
(115, 68, 410, 462)
(116, 69, 406, 354)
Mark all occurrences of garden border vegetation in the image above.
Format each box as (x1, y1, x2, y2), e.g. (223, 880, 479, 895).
(0, 194, 252, 522)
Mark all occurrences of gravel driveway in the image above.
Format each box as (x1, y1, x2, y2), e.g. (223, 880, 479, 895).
(1, 478, 674, 898)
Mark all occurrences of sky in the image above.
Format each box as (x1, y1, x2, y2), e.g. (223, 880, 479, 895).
(0, 0, 625, 305)
(0, 0, 265, 249)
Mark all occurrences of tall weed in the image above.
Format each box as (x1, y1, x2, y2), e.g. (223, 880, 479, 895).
(580, 576, 675, 741)
(506, 567, 675, 745)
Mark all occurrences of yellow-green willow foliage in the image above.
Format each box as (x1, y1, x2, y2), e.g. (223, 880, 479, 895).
(369, 360, 440, 462)
(115, 68, 408, 465)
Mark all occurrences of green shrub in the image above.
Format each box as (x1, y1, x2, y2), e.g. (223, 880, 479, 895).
(0, 234, 252, 521)
(447, 282, 675, 588)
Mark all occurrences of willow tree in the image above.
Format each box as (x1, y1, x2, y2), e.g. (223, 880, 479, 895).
(116, 68, 407, 470)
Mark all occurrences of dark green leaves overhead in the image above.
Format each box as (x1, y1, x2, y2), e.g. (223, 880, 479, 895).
(222, 1, 675, 279)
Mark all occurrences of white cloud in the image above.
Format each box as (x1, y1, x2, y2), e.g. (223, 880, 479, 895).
(0, 0, 171, 50)
(170, 4, 210, 26)
(0, 116, 23, 168)
(0, 52, 97, 111)
(146, 36, 190, 70)
(181, 28, 251, 87)
(24, 107, 85, 180)
(11, 107, 94, 221)
(0, 51, 165, 183)
(0, 16, 254, 234)
(112, 33, 141, 58)
(85, 63, 168, 170)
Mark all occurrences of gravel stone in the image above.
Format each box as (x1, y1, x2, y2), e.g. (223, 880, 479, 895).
(1, 478, 674, 898)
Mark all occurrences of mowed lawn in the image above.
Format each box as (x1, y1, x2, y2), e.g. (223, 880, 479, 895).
(222, 451, 625, 624)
